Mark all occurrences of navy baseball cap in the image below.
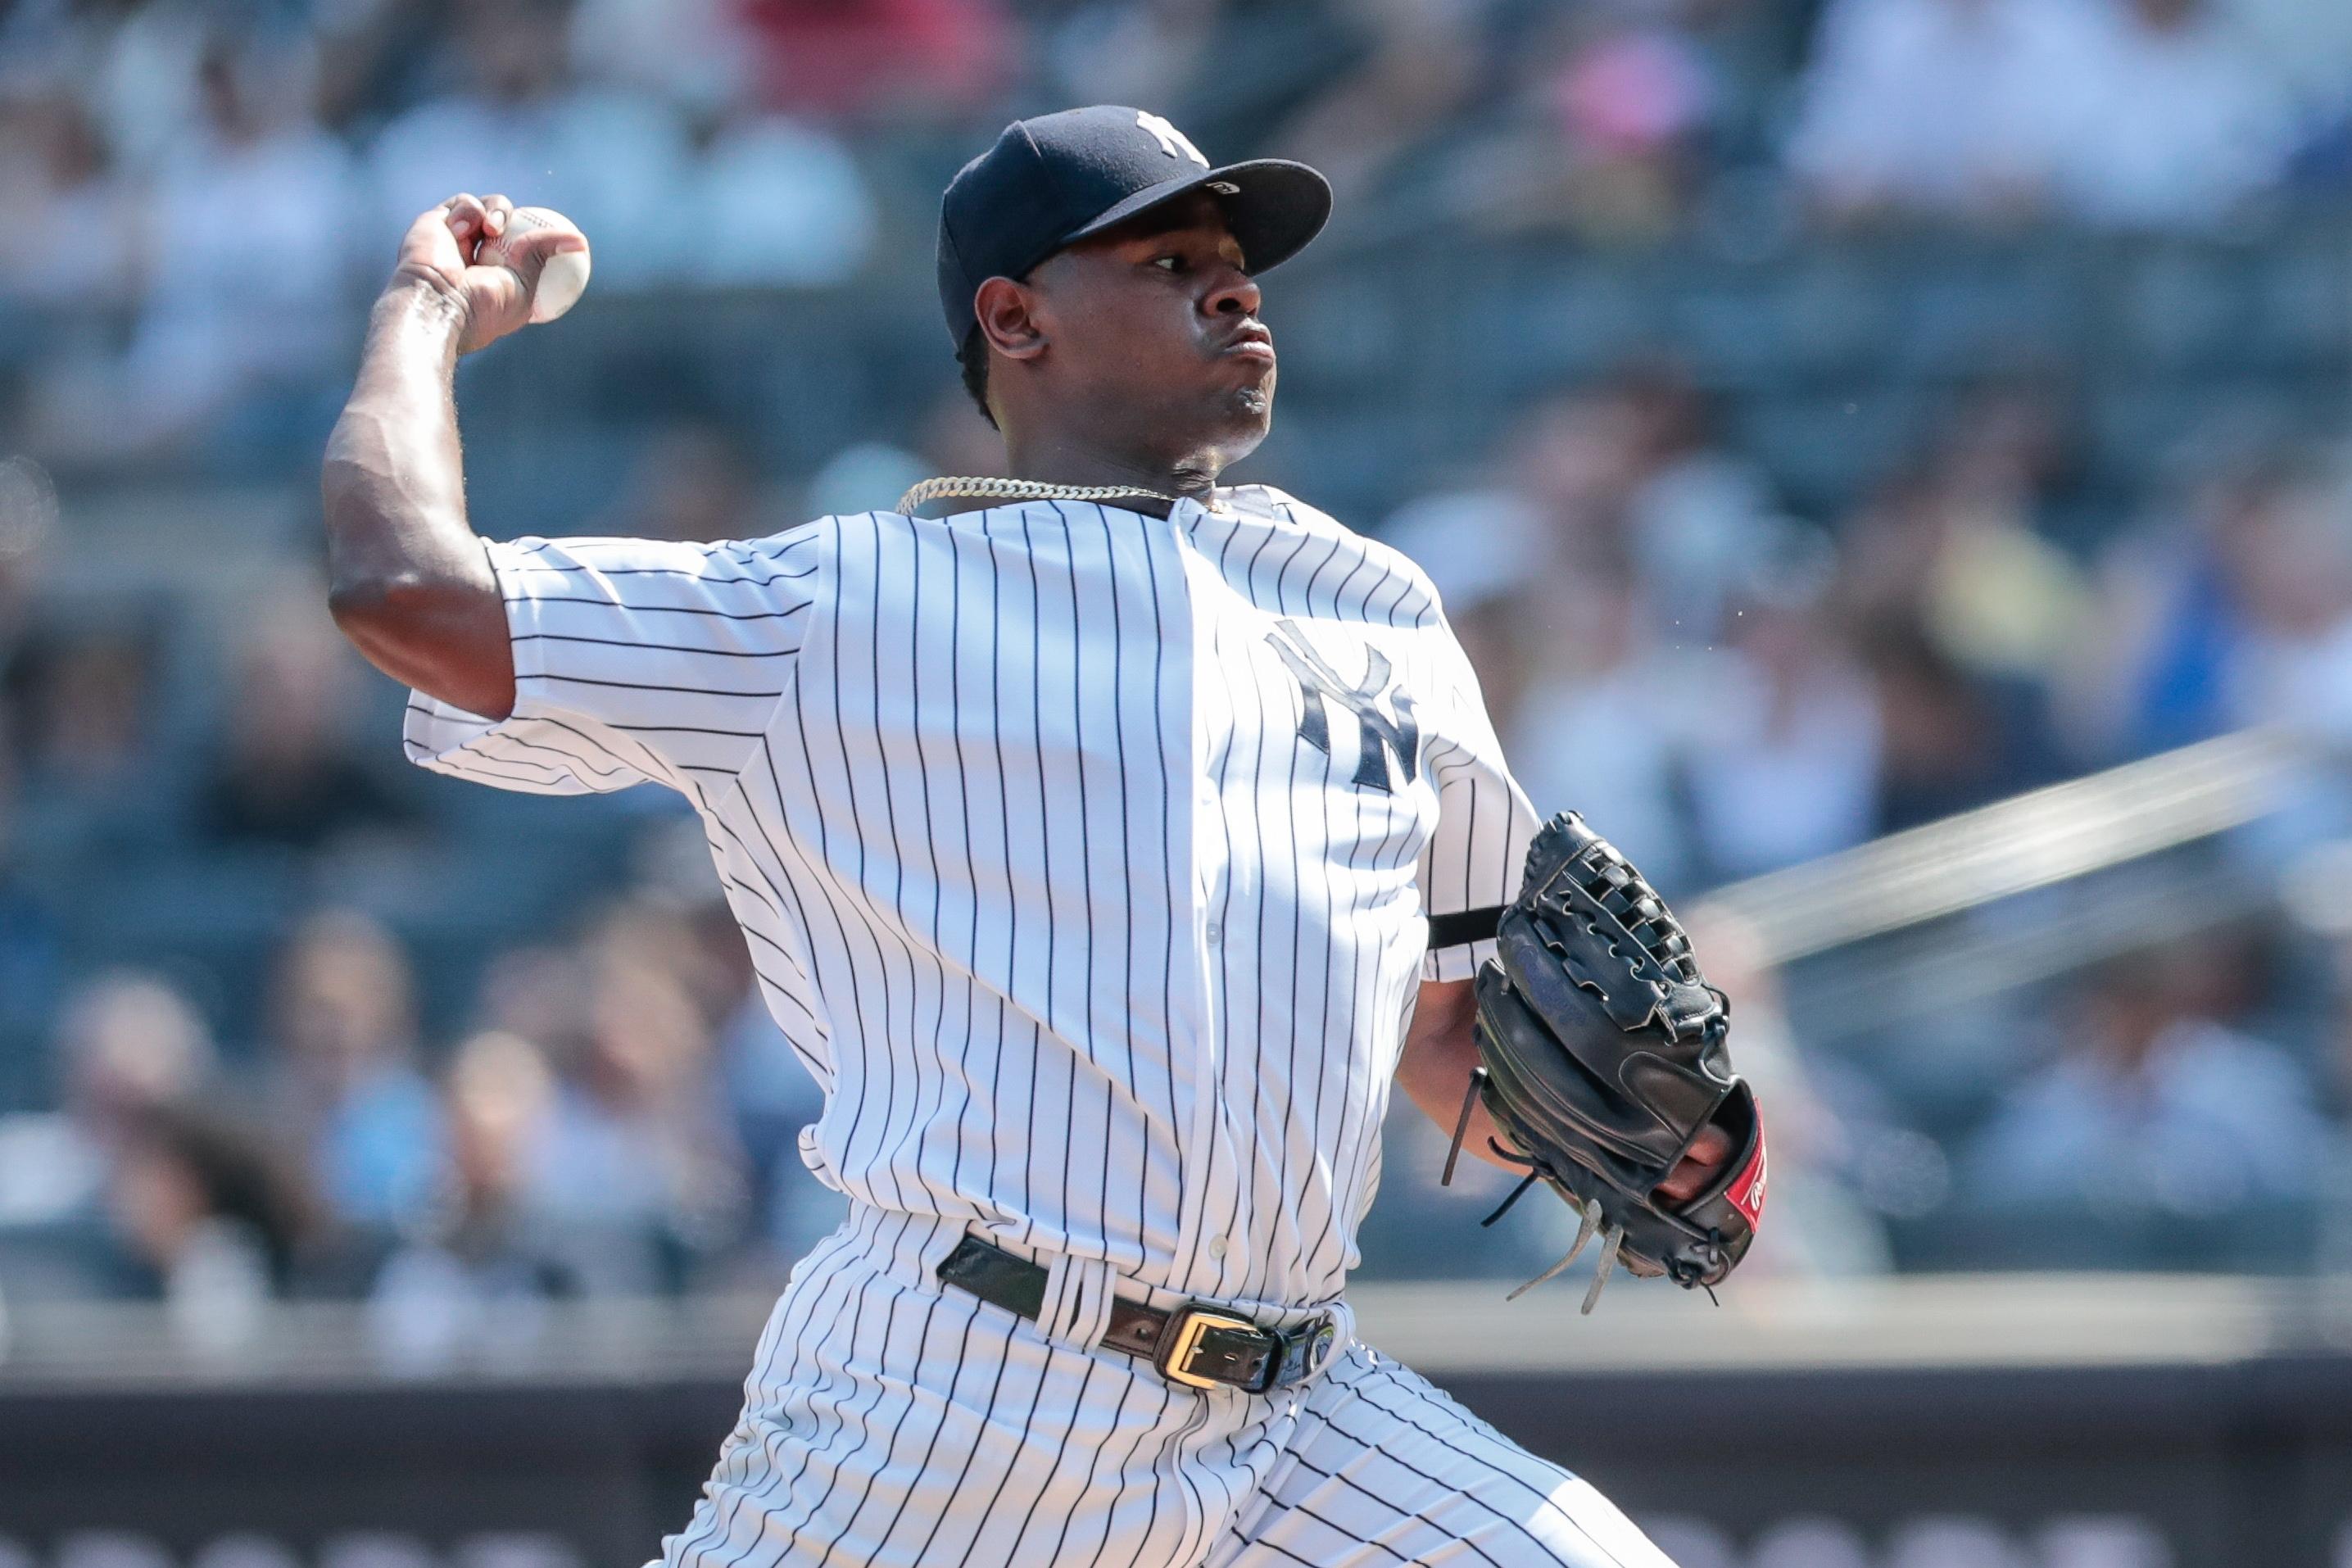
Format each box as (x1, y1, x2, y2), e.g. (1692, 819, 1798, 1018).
(937, 105, 1332, 347)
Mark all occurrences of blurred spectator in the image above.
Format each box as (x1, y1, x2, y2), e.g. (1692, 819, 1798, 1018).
(1857, 619, 2020, 833)
(734, 0, 1013, 124)
(684, 113, 877, 288)
(0, 0, 222, 178)
(2222, 0, 2352, 118)
(1909, 383, 2087, 685)
(803, 439, 933, 523)
(1613, 363, 1780, 641)
(20, 29, 357, 465)
(569, 0, 883, 285)
(111, 33, 356, 458)
(2056, 446, 2259, 759)
(1273, 0, 1483, 201)
(1834, 387, 2087, 803)
(0, 84, 138, 310)
(1497, 559, 1702, 890)
(2053, 0, 2296, 230)
(1040, 0, 1223, 116)
(199, 593, 415, 853)
(567, 0, 750, 120)
(366, 0, 690, 283)
(511, 906, 750, 1285)
(474, 941, 595, 1063)
(0, 971, 216, 1228)
(262, 909, 442, 1230)
(368, 1031, 571, 1370)
(0, 753, 61, 1049)
(1461, 5, 1720, 242)
(596, 423, 766, 544)
(1681, 521, 1882, 881)
(2206, 456, 2352, 741)
(1789, 0, 2100, 224)
(6, 616, 160, 802)
(1385, 369, 1777, 636)
(2319, 925, 2352, 1123)
(1552, 19, 1715, 236)
(106, 1097, 315, 1353)
(1965, 940, 2337, 1214)
(1795, 0, 2296, 229)
(2064, 446, 2352, 757)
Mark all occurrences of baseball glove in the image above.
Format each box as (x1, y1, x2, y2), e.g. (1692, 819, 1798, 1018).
(1442, 812, 1765, 1312)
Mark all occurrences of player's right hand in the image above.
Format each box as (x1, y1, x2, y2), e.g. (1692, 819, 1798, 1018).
(387, 194, 580, 355)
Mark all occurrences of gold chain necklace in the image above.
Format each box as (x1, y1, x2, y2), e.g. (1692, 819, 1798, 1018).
(896, 474, 1225, 516)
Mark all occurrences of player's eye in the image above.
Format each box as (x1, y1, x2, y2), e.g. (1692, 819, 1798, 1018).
(1152, 255, 1187, 273)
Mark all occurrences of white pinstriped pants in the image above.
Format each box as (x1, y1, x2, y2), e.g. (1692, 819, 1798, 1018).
(661, 1206, 1675, 1568)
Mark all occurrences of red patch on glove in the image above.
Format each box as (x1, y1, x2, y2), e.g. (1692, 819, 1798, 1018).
(1725, 1129, 1767, 1228)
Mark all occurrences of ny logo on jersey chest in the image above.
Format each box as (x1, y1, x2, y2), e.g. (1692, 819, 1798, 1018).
(1267, 619, 1420, 794)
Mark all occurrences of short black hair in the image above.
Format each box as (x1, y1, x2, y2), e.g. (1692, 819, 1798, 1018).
(958, 326, 995, 428)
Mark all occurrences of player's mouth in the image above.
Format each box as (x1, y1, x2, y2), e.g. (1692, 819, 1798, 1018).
(1218, 323, 1276, 365)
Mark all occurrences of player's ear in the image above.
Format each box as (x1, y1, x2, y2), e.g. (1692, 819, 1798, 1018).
(974, 277, 1047, 364)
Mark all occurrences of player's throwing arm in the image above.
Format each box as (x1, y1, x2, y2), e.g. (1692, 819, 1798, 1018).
(319, 195, 591, 721)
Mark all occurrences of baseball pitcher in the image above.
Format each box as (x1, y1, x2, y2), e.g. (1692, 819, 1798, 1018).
(322, 105, 1761, 1567)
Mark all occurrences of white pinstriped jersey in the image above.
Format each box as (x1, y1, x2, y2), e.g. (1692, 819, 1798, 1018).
(406, 484, 1539, 1310)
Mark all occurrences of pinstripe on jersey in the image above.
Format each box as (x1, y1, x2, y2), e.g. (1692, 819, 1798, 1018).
(406, 484, 1539, 1312)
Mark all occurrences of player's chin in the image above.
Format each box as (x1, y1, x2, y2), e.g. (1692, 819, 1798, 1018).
(1207, 385, 1273, 446)
(1221, 351, 1276, 392)
(1212, 365, 1275, 423)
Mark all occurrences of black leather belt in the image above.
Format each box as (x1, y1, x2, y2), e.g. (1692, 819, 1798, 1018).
(935, 1235, 1338, 1394)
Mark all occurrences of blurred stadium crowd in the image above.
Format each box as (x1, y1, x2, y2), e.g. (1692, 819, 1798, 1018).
(10, 0, 2352, 1356)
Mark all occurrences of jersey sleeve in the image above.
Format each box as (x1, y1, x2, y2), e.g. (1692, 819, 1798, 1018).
(402, 528, 824, 797)
(1416, 618, 1541, 984)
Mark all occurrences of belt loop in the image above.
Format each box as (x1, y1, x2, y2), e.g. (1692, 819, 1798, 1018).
(911, 1215, 975, 1286)
(1036, 1251, 1117, 1352)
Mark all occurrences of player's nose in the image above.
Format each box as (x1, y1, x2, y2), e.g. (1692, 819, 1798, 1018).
(1204, 266, 1260, 319)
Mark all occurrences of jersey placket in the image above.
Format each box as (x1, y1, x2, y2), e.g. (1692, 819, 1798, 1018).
(1167, 496, 1249, 1301)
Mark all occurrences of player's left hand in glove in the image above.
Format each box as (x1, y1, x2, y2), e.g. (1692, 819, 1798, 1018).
(1443, 812, 1765, 1312)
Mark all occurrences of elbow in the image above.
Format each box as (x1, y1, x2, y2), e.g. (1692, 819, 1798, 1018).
(326, 569, 456, 655)
(326, 573, 514, 722)
(326, 572, 407, 646)
(324, 571, 377, 626)
(326, 573, 428, 683)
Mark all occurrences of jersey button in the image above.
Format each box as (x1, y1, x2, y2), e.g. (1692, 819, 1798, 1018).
(1208, 1236, 1229, 1258)
(1206, 922, 1223, 943)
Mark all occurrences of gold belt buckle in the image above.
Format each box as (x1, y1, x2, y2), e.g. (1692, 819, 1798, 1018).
(1155, 1303, 1260, 1390)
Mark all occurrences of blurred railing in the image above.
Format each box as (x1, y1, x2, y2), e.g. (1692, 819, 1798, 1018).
(1695, 727, 2338, 1046)
(1700, 728, 2308, 966)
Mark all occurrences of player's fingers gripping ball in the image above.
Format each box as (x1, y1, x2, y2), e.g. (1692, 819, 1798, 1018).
(1448, 812, 1765, 1312)
(474, 205, 592, 323)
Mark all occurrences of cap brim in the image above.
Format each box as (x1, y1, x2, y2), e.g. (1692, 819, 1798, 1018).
(1058, 158, 1332, 276)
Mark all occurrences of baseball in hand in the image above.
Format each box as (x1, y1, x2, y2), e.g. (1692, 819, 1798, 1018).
(478, 206, 591, 323)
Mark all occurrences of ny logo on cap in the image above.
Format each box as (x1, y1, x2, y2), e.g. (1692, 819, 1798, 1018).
(1136, 111, 1208, 167)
